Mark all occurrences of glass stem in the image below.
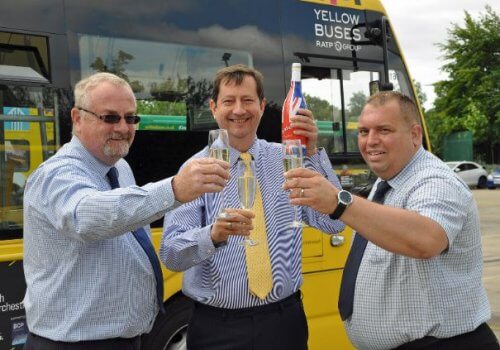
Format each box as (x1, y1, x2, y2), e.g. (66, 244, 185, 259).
(294, 205, 300, 223)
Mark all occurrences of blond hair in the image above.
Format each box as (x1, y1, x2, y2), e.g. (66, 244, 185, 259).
(74, 72, 133, 109)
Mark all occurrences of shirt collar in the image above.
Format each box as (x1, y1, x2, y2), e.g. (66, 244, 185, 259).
(229, 138, 260, 167)
(70, 136, 117, 178)
(383, 146, 425, 191)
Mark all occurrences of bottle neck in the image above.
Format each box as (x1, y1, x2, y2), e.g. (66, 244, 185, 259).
(291, 69, 301, 82)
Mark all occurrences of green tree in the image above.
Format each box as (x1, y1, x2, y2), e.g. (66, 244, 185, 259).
(413, 79, 427, 111)
(90, 50, 144, 93)
(304, 93, 339, 121)
(346, 91, 367, 121)
(432, 6, 500, 162)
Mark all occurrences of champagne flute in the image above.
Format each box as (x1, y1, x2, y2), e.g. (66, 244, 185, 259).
(283, 139, 307, 228)
(208, 129, 230, 219)
(237, 159, 258, 246)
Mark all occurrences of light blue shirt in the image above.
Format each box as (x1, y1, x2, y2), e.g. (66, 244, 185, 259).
(345, 147, 491, 349)
(160, 138, 344, 309)
(23, 136, 177, 341)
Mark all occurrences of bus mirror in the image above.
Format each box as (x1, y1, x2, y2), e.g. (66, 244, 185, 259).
(365, 26, 382, 44)
(369, 80, 394, 94)
(369, 80, 380, 95)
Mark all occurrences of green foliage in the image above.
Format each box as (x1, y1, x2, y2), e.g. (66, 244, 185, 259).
(413, 79, 427, 110)
(304, 93, 339, 121)
(90, 50, 144, 93)
(346, 91, 367, 121)
(432, 6, 500, 162)
(137, 100, 186, 116)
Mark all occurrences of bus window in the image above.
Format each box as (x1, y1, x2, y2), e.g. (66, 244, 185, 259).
(77, 34, 253, 132)
(301, 67, 381, 192)
(0, 31, 50, 83)
(0, 84, 57, 240)
(302, 68, 380, 154)
(343, 70, 379, 152)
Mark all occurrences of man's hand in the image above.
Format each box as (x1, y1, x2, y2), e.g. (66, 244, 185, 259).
(211, 208, 255, 244)
(291, 108, 318, 156)
(283, 167, 339, 214)
(172, 158, 230, 203)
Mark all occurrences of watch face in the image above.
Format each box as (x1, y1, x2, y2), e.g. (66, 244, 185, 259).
(338, 190, 352, 204)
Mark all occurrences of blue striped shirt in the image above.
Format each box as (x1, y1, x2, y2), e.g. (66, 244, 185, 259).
(23, 136, 177, 341)
(345, 147, 491, 349)
(160, 138, 344, 308)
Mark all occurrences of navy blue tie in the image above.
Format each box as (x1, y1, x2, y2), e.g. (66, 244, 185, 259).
(338, 180, 391, 321)
(107, 167, 165, 314)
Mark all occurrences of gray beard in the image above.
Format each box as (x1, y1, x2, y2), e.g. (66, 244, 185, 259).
(104, 141, 130, 159)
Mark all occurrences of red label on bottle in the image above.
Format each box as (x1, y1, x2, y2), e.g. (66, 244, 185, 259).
(282, 80, 307, 147)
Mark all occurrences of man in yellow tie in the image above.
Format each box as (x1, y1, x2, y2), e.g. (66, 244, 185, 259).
(160, 64, 344, 350)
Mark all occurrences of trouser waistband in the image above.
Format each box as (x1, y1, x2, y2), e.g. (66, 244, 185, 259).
(193, 290, 302, 318)
(25, 332, 141, 350)
(394, 323, 498, 350)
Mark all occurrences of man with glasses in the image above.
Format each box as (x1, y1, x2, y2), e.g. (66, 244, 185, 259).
(23, 72, 230, 350)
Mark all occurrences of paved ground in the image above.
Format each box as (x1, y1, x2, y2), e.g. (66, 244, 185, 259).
(472, 189, 500, 341)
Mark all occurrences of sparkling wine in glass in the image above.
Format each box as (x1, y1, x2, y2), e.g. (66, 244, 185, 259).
(282, 139, 307, 228)
(237, 159, 258, 246)
(208, 129, 230, 218)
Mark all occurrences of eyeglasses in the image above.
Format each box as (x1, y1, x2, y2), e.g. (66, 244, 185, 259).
(77, 107, 141, 124)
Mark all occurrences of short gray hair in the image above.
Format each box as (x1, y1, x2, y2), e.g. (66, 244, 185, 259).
(74, 72, 133, 109)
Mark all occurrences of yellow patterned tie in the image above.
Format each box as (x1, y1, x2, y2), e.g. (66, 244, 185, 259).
(240, 153, 273, 299)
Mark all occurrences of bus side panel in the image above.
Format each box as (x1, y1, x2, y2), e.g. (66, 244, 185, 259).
(303, 269, 354, 350)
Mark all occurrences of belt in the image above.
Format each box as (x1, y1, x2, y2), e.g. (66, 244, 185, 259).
(394, 336, 439, 350)
(27, 332, 141, 349)
(394, 323, 494, 350)
(193, 290, 302, 318)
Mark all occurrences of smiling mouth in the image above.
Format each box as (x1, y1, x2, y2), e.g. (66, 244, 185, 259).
(109, 138, 128, 142)
(368, 151, 385, 156)
(229, 117, 251, 124)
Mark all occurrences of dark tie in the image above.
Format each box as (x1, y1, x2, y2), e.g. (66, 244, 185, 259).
(107, 167, 165, 314)
(338, 180, 391, 321)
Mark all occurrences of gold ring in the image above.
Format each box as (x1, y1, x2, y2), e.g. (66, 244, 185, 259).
(300, 188, 305, 198)
(227, 222, 232, 229)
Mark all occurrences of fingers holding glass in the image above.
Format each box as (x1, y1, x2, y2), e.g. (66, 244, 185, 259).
(208, 129, 230, 219)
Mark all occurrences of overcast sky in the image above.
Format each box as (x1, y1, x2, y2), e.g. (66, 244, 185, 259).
(381, 0, 494, 109)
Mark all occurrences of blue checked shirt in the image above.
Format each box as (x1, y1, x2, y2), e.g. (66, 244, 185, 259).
(160, 138, 345, 308)
(345, 147, 491, 350)
(23, 136, 178, 341)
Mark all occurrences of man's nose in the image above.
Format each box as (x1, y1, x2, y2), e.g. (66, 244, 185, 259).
(232, 100, 246, 115)
(366, 130, 380, 144)
(114, 116, 132, 132)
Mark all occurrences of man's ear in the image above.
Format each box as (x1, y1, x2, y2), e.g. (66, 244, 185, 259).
(71, 108, 83, 134)
(209, 99, 217, 119)
(411, 124, 422, 148)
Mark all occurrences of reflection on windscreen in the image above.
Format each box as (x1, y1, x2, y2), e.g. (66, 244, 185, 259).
(302, 69, 380, 154)
(78, 34, 252, 131)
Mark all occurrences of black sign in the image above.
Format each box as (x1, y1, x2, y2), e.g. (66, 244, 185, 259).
(0, 260, 27, 349)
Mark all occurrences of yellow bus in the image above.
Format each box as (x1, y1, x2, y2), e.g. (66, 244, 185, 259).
(0, 0, 429, 348)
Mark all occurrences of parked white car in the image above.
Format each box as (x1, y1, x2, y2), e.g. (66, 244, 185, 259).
(488, 168, 500, 188)
(446, 161, 488, 188)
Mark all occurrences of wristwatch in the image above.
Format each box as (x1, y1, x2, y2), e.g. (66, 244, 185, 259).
(329, 190, 353, 220)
